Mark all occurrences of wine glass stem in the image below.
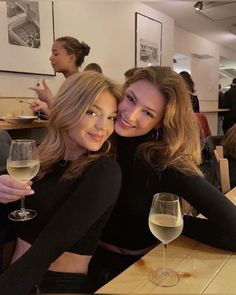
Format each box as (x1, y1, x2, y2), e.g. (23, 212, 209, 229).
(163, 243, 167, 272)
(20, 196, 26, 213)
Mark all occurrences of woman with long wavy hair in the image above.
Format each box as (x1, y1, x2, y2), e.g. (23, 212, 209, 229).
(0, 71, 122, 294)
(89, 66, 236, 289)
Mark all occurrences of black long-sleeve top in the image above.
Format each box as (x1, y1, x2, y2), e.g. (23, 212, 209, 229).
(101, 134, 236, 251)
(0, 156, 121, 295)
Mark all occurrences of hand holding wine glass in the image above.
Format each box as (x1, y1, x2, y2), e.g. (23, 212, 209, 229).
(7, 139, 40, 221)
(148, 192, 183, 287)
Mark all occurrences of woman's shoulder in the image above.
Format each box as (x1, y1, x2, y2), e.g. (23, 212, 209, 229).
(86, 156, 121, 176)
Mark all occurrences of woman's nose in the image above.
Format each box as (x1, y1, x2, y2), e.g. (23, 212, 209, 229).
(127, 108, 139, 122)
(96, 118, 108, 131)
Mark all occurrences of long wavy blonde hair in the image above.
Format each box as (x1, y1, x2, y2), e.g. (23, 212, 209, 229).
(124, 66, 202, 176)
(221, 123, 236, 159)
(38, 71, 122, 180)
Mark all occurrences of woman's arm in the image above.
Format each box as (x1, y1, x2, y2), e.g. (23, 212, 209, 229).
(159, 168, 236, 250)
(0, 157, 121, 295)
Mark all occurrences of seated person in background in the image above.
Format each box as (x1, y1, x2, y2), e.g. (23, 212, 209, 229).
(0, 71, 122, 295)
(221, 123, 236, 187)
(84, 63, 103, 73)
(31, 36, 90, 112)
(179, 71, 200, 112)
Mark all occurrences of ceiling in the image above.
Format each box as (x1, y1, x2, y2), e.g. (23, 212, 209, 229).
(144, 1, 236, 74)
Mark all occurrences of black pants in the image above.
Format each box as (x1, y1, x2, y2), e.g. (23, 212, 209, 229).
(31, 270, 96, 294)
(88, 246, 142, 290)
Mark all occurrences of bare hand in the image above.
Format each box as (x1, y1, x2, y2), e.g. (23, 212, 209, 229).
(30, 79, 54, 107)
(0, 175, 34, 204)
(31, 100, 50, 116)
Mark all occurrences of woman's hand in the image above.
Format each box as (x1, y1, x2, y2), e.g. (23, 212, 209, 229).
(30, 79, 54, 108)
(31, 100, 50, 116)
(0, 175, 34, 204)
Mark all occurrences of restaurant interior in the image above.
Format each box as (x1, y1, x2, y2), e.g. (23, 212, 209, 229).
(0, 1, 236, 294)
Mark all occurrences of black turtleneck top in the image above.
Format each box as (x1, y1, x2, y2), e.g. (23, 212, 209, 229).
(0, 156, 121, 295)
(101, 134, 236, 251)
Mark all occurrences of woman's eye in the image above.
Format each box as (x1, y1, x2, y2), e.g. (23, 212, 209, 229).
(126, 94, 135, 103)
(144, 110, 154, 118)
(86, 110, 97, 116)
(109, 116, 117, 122)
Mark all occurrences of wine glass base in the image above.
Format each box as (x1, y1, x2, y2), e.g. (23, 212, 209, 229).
(149, 267, 179, 287)
(8, 209, 37, 221)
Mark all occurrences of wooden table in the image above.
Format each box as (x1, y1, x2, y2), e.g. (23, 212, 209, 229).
(0, 119, 47, 131)
(97, 187, 236, 294)
(0, 120, 48, 144)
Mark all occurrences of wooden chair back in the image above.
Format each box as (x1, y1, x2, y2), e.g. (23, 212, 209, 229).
(214, 146, 231, 194)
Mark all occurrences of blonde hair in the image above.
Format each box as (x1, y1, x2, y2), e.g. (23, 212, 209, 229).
(38, 71, 122, 179)
(221, 124, 236, 159)
(124, 66, 202, 176)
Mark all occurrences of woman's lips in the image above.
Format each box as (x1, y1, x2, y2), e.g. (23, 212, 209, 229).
(118, 116, 135, 129)
(87, 132, 105, 142)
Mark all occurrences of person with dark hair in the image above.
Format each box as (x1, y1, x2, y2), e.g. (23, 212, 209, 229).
(84, 63, 103, 73)
(31, 36, 90, 111)
(179, 71, 200, 113)
(0, 71, 122, 294)
(222, 78, 236, 133)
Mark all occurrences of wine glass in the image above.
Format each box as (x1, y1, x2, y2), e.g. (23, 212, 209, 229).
(148, 192, 183, 287)
(7, 139, 40, 221)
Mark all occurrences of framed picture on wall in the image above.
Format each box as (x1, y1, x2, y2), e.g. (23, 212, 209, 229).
(0, 1, 55, 76)
(135, 12, 162, 67)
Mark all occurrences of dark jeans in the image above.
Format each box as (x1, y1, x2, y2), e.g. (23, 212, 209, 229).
(31, 270, 96, 294)
(88, 246, 142, 290)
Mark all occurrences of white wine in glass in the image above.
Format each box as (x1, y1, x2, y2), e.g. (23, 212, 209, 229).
(148, 192, 183, 287)
(7, 139, 40, 221)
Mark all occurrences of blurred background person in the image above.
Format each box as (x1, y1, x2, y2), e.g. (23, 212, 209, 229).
(31, 36, 90, 113)
(222, 77, 236, 133)
(84, 63, 103, 73)
(179, 71, 200, 113)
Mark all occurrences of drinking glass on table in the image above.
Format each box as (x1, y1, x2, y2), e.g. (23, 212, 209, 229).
(7, 139, 40, 221)
(148, 192, 183, 287)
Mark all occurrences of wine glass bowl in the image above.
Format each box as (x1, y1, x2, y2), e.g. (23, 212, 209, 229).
(148, 192, 183, 287)
(7, 139, 40, 221)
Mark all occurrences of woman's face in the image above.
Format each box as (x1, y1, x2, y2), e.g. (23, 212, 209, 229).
(49, 41, 76, 73)
(115, 80, 166, 137)
(66, 90, 117, 160)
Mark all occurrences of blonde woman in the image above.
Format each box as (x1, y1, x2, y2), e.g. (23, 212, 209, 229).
(0, 71, 122, 294)
(89, 66, 236, 288)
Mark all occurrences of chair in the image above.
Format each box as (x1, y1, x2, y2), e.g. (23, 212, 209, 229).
(214, 145, 231, 194)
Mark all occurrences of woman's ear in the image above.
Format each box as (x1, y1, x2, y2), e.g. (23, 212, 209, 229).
(69, 54, 76, 65)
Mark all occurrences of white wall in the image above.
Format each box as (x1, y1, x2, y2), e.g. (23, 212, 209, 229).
(0, 0, 174, 102)
(174, 26, 236, 135)
(175, 27, 220, 103)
